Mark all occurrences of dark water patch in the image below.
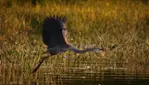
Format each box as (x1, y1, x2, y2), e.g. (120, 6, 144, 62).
(33, 72, 149, 85)
(60, 73, 149, 85)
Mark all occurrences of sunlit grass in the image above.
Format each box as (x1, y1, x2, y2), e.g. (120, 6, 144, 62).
(0, 0, 149, 84)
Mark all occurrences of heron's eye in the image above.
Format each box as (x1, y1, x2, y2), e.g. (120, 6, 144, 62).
(60, 29, 63, 31)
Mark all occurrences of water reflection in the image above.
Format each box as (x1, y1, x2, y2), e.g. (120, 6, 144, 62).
(33, 71, 149, 85)
(1, 61, 149, 85)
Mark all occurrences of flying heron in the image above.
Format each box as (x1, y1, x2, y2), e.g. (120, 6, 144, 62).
(32, 15, 105, 73)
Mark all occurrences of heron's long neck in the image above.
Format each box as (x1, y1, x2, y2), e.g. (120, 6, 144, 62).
(68, 46, 103, 53)
(78, 48, 97, 53)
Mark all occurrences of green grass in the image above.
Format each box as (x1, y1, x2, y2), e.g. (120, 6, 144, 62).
(0, 0, 149, 85)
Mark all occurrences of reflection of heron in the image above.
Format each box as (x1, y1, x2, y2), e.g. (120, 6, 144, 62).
(32, 15, 104, 73)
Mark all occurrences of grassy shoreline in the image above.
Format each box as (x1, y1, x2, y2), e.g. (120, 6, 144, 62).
(0, 0, 149, 84)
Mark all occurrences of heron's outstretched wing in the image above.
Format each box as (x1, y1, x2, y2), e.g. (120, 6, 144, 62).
(42, 16, 68, 48)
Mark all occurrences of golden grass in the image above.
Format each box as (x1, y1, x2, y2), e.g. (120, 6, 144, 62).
(0, 0, 149, 84)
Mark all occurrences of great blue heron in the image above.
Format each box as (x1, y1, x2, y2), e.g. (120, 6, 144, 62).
(32, 15, 105, 73)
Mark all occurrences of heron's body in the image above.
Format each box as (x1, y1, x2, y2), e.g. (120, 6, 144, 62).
(32, 15, 104, 73)
(47, 45, 70, 55)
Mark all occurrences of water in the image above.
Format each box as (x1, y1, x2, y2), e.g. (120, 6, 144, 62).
(1, 61, 149, 85)
(31, 71, 149, 85)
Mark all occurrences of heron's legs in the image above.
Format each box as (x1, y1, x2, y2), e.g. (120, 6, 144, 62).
(32, 55, 49, 73)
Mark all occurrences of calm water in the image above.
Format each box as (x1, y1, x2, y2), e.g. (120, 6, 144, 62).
(1, 61, 149, 85)
(30, 72, 149, 85)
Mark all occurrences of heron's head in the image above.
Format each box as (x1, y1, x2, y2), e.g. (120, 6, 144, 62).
(56, 16, 69, 43)
(60, 23, 68, 39)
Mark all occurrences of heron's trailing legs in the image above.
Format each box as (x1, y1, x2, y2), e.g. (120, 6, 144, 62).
(32, 55, 50, 73)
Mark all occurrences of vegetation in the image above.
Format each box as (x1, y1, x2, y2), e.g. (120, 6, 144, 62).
(0, 0, 149, 84)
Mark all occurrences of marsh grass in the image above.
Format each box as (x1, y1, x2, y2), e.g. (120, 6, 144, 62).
(0, 0, 149, 85)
